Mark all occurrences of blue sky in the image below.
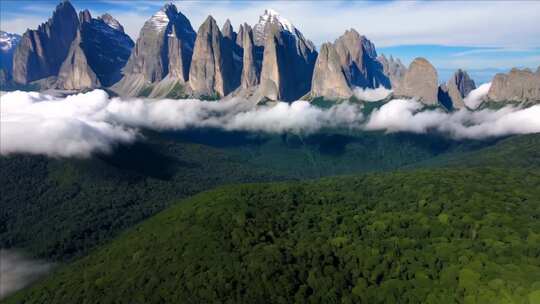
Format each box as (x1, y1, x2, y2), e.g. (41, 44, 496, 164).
(1, 0, 539, 83)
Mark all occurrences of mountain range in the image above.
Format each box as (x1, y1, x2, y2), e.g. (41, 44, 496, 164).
(1, 1, 539, 107)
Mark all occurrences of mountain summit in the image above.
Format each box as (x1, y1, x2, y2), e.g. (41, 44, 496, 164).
(13, 1, 79, 84)
(112, 4, 196, 97)
(253, 9, 297, 46)
(4, 1, 539, 107)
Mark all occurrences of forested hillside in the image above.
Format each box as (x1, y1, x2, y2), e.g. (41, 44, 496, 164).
(414, 133, 540, 170)
(0, 134, 283, 261)
(6, 168, 540, 303)
(1, 130, 489, 261)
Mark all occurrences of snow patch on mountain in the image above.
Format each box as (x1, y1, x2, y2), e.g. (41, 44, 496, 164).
(98, 14, 124, 32)
(149, 10, 170, 31)
(253, 9, 297, 44)
(0, 31, 21, 52)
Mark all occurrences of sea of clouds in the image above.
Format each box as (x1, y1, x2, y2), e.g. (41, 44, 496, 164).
(1, 87, 539, 157)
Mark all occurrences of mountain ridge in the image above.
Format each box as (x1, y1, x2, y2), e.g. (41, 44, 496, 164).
(2, 1, 539, 106)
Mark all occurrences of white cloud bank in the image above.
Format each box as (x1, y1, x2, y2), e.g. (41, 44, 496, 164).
(1, 90, 539, 158)
(0, 90, 136, 157)
(0, 249, 53, 300)
(366, 99, 540, 139)
(353, 87, 392, 102)
(0, 90, 362, 157)
(464, 82, 492, 109)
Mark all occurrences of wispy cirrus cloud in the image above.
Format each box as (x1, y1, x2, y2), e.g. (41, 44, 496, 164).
(451, 47, 539, 57)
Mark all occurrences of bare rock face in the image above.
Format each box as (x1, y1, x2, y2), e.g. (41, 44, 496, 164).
(236, 24, 245, 48)
(56, 30, 100, 90)
(78, 10, 133, 87)
(258, 13, 317, 101)
(240, 24, 262, 89)
(189, 16, 236, 98)
(487, 68, 540, 102)
(311, 43, 352, 98)
(55, 10, 133, 90)
(113, 4, 196, 96)
(378, 54, 407, 89)
(12, 1, 79, 84)
(98, 13, 125, 33)
(311, 29, 390, 99)
(394, 57, 439, 104)
(444, 69, 476, 109)
(221, 19, 242, 91)
(221, 19, 237, 43)
(333, 29, 390, 90)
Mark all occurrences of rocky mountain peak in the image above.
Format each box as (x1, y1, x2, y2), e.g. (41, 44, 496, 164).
(79, 9, 92, 23)
(253, 8, 296, 45)
(378, 53, 407, 88)
(311, 42, 352, 98)
(222, 19, 235, 41)
(148, 3, 178, 32)
(487, 68, 540, 102)
(394, 57, 439, 104)
(259, 19, 317, 101)
(240, 23, 261, 89)
(438, 69, 476, 110)
(113, 5, 195, 96)
(99, 13, 125, 33)
(13, 0, 79, 84)
(451, 69, 476, 97)
(189, 15, 236, 97)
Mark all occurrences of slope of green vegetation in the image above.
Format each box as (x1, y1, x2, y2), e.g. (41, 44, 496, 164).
(7, 168, 540, 303)
(414, 133, 540, 170)
(2, 130, 491, 262)
(0, 134, 284, 261)
(175, 129, 496, 178)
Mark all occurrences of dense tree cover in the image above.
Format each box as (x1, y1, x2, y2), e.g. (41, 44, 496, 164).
(414, 133, 540, 170)
(6, 168, 540, 304)
(0, 135, 284, 261)
(175, 129, 495, 178)
(1, 130, 488, 261)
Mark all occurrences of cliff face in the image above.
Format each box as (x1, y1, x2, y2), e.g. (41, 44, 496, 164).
(378, 54, 407, 89)
(188, 16, 236, 98)
(487, 68, 540, 102)
(394, 57, 439, 104)
(446, 69, 476, 109)
(55, 30, 100, 90)
(113, 4, 196, 96)
(333, 30, 390, 90)
(55, 10, 133, 90)
(14, 2, 540, 109)
(311, 30, 390, 99)
(12, 1, 79, 84)
(240, 24, 262, 89)
(310, 43, 352, 98)
(258, 14, 317, 102)
(78, 11, 134, 87)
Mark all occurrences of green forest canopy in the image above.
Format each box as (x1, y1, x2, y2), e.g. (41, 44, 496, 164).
(6, 167, 540, 304)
